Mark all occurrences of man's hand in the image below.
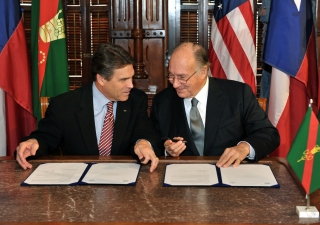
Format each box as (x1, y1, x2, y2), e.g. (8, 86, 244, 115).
(164, 137, 186, 157)
(216, 142, 250, 168)
(16, 139, 39, 170)
(134, 139, 159, 172)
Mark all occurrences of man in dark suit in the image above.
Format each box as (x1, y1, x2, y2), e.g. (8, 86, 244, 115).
(150, 42, 280, 167)
(16, 43, 160, 172)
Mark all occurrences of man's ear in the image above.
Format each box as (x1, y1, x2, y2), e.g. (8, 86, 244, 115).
(200, 65, 208, 79)
(96, 73, 105, 85)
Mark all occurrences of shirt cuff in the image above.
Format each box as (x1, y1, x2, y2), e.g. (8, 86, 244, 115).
(238, 141, 255, 160)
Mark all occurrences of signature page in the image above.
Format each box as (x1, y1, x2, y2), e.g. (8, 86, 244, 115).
(164, 164, 219, 186)
(22, 163, 88, 185)
(220, 164, 279, 187)
(81, 163, 140, 185)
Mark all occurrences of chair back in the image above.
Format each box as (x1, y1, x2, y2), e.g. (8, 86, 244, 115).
(257, 98, 267, 111)
(40, 97, 50, 118)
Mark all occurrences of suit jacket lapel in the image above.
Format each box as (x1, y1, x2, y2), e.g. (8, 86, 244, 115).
(204, 78, 225, 155)
(171, 92, 199, 156)
(77, 85, 99, 155)
(112, 100, 131, 154)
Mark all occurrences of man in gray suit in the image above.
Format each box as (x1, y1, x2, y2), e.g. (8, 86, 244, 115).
(150, 42, 279, 168)
(16, 43, 160, 172)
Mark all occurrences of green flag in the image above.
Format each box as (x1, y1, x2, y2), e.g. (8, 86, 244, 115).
(31, 0, 69, 124)
(287, 106, 320, 194)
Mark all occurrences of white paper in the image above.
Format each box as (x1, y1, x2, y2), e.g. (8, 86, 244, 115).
(220, 164, 278, 186)
(164, 164, 219, 186)
(81, 163, 140, 185)
(23, 163, 88, 185)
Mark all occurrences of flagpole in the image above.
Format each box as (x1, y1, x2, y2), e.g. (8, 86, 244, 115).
(306, 100, 312, 211)
(316, 0, 318, 31)
(316, 0, 319, 64)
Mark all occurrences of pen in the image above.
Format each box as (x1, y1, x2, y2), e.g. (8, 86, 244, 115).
(161, 137, 187, 143)
(140, 157, 145, 162)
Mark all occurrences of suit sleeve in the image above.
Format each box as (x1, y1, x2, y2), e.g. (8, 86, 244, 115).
(149, 94, 165, 155)
(25, 97, 64, 157)
(129, 92, 162, 157)
(240, 85, 280, 161)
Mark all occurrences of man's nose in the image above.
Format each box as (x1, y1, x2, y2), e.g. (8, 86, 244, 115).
(172, 77, 181, 88)
(127, 79, 134, 88)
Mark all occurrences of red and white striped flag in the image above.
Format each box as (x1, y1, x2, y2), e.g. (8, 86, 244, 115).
(263, 0, 319, 157)
(208, 0, 256, 94)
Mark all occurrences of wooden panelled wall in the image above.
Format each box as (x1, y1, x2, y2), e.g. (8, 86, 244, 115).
(20, 0, 268, 98)
(111, 0, 167, 92)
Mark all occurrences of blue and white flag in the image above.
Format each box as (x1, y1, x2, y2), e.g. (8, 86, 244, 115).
(263, 0, 319, 157)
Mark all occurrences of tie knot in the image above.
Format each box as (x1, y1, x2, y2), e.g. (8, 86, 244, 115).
(107, 101, 114, 110)
(191, 98, 198, 107)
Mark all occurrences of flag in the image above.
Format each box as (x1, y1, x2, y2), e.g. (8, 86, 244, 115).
(0, 0, 36, 156)
(263, 0, 319, 157)
(0, 90, 6, 156)
(31, 0, 70, 124)
(208, 0, 257, 94)
(287, 105, 320, 194)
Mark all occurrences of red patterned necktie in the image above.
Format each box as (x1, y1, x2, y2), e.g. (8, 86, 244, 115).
(98, 101, 114, 156)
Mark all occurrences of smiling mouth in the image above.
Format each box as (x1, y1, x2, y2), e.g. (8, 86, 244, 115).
(175, 87, 185, 92)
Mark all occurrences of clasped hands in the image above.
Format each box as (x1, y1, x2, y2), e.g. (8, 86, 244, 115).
(164, 137, 250, 168)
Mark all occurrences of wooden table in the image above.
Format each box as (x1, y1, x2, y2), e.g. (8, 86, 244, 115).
(0, 156, 319, 225)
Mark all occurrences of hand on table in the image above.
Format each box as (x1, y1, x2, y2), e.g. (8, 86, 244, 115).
(216, 142, 250, 168)
(134, 139, 159, 172)
(16, 139, 39, 170)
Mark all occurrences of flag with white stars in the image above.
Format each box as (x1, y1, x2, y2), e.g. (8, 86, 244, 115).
(263, 0, 319, 157)
(208, 0, 256, 94)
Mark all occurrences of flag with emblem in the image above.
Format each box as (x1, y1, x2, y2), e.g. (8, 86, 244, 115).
(0, 0, 36, 156)
(208, 0, 257, 94)
(287, 104, 320, 194)
(31, 0, 69, 124)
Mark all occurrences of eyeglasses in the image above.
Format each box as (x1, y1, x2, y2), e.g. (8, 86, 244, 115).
(165, 70, 198, 84)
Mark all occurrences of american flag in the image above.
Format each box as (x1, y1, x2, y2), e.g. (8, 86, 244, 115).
(208, 0, 256, 94)
(263, 0, 319, 157)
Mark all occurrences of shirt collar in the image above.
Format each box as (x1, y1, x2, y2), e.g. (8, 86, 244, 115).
(185, 76, 209, 105)
(195, 77, 209, 105)
(92, 82, 112, 111)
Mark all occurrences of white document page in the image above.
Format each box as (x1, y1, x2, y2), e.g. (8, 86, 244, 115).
(220, 164, 278, 187)
(23, 163, 88, 185)
(81, 163, 140, 185)
(164, 164, 219, 186)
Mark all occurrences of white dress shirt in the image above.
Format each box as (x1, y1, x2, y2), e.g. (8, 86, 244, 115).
(183, 77, 255, 159)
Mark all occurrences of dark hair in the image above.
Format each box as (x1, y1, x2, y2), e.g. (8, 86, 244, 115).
(172, 42, 210, 68)
(91, 43, 134, 81)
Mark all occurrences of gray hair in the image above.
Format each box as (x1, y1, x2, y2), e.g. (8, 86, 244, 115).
(172, 42, 211, 69)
